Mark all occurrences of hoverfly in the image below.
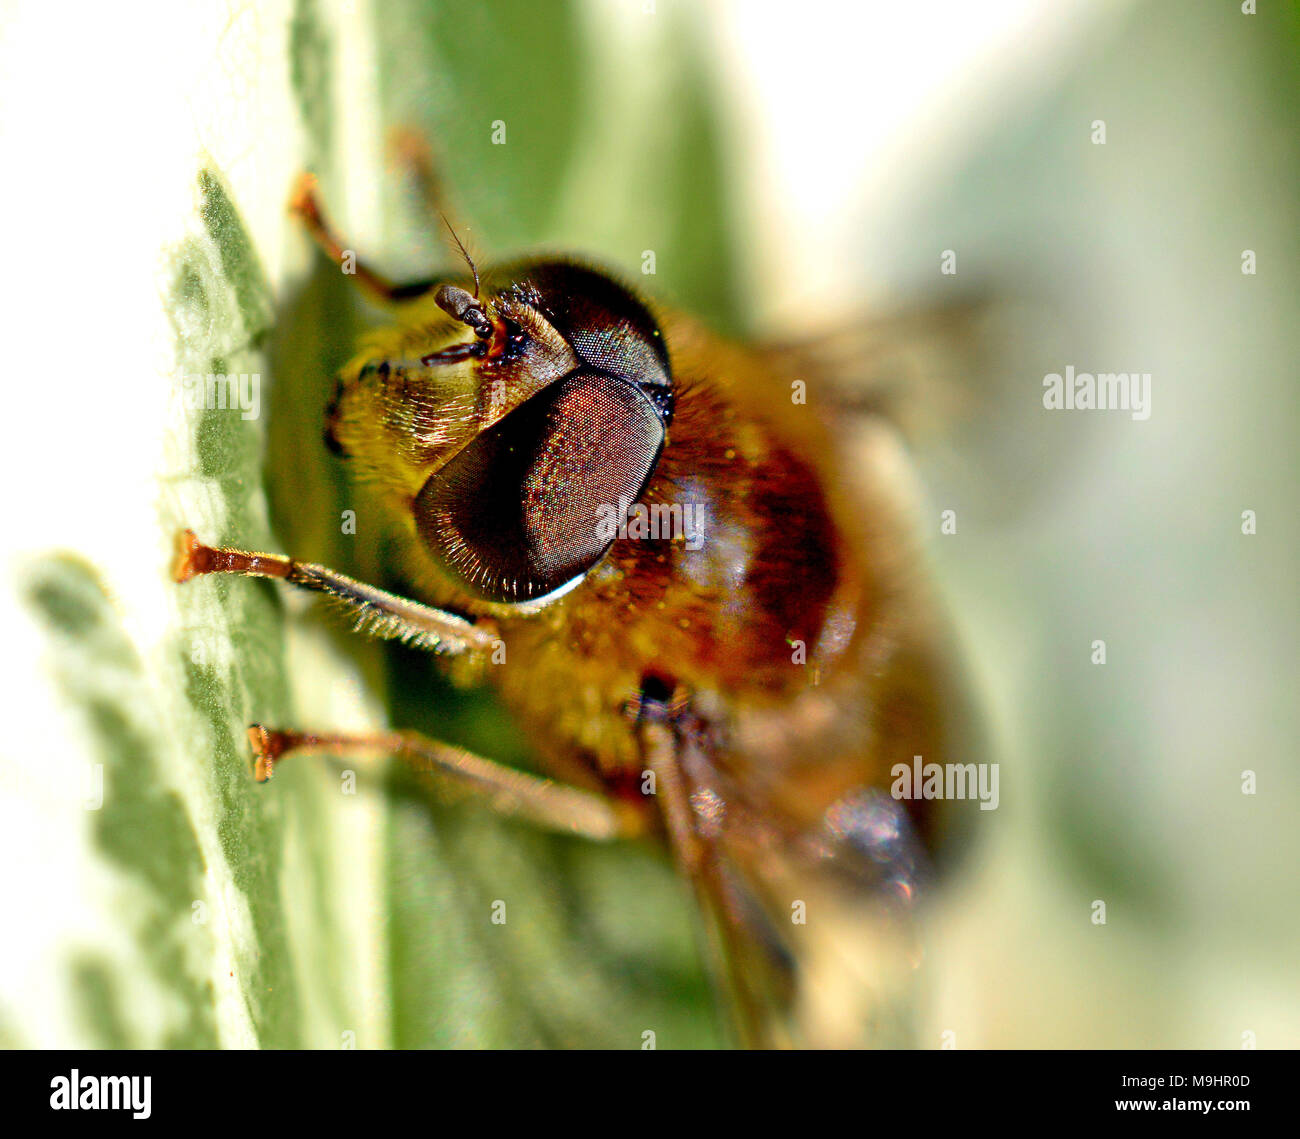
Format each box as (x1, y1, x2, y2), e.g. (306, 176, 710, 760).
(175, 144, 981, 1048)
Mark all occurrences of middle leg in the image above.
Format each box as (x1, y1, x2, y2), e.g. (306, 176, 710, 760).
(247, 724, 644, 841)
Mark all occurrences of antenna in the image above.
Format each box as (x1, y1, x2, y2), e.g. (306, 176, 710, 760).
(440, 213, 480, 299)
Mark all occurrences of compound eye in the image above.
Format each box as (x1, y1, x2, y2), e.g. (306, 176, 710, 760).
(414, 370, 666, 603)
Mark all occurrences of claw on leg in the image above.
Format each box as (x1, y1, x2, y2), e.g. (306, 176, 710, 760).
(172, 529, 291, 585)
(247, 724, 291, 783)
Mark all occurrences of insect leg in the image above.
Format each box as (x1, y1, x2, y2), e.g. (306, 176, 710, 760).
(289, 173, 447, 305)
(173, 529, 494, 657)
(246, 725, 642, 841)
(631, 681, 794, 1049)
(386, 126, 453, 227)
